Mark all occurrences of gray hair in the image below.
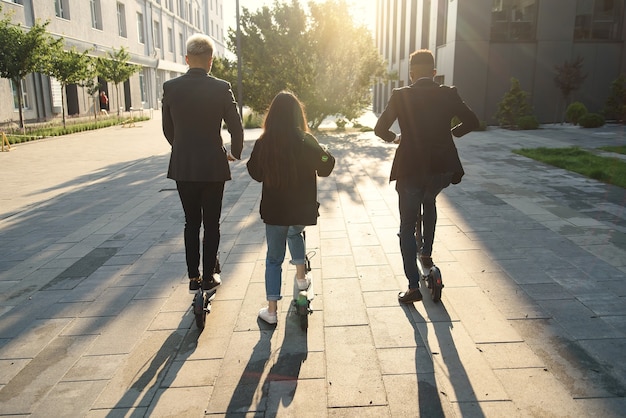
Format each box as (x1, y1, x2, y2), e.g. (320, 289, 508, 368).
(186, 34, 214, 57)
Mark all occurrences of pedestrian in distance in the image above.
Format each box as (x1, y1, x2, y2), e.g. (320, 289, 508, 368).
(99, 91, 108, 115)
(162, 33, 244, 294)
(374, 49, 479, 304)
(247, 91, 335, 324)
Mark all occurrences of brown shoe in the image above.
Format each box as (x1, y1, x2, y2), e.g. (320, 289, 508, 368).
(398, 288, 423, 303)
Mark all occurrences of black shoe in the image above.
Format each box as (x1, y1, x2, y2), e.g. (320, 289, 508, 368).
(398, 288, 423, 303)
(189, 278, 201, 294)
(202, 274, 221, 291)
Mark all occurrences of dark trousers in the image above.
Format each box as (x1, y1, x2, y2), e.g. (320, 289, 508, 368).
(176, 181, 225, 279)
(396, 173, 452, 289)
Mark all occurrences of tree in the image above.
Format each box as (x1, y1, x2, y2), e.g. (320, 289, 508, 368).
(495, 77, 533, 128)
(604, 74, 626, 123)
(45, 46, 92, 128)
(97, 47, 141, 116)
(228, 0, 389, 129)
(78, 56, 102, 121)
(554, 56, 587, 123)
(0, 5, 62, 130)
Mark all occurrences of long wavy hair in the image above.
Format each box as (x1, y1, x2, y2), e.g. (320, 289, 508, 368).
(256, 91, 309, 189)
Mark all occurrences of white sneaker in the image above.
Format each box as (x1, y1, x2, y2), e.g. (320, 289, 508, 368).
(296, 273, 311, 290)
(258, 307, 277, 324)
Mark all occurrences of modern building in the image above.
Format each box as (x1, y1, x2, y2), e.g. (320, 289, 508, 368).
(374, 0, 626, 124)
(0, 0, 225, 125)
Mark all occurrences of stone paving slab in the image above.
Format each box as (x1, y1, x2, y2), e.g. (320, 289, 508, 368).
(0, 116, 625, 416)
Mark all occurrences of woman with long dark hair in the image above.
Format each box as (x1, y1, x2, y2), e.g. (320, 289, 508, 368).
(247, 91, 335, 324)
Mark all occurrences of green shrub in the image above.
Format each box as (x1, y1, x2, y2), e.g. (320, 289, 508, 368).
(579, 113, 605, 128)
(565, 101, 588, 125)
(244, 112, 263, 129)
(495, 77, 533, 128)
(604, 74, 626, 122)
(335, 118, 347, 130)
(516, 115, 539, 130)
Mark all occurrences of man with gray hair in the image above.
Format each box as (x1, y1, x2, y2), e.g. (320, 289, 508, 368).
(162, 33, 244, 293)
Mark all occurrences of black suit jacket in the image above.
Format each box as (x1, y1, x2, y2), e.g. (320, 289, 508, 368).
(162, 68, 244, 182)
(375, 78, 479, 185)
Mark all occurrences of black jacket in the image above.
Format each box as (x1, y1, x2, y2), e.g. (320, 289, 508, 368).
(247, 133, 335, 226)
(162, 68, 244, 182)
(375, 78, 479, 185)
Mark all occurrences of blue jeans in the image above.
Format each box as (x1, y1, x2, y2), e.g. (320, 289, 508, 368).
(265, 224, 306, 301)
(396, 173, 452, 289)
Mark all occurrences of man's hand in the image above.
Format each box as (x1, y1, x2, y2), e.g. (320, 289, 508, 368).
(227, 151, 236, 161)
(393, 134, 401, 144)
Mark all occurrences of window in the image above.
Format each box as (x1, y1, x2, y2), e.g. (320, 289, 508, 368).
(117, 2, 127, 37)
(179, 32, 184, 59)
(154, 20, 161, 49)
(436, 0, 448, 46)
(11, 79, 29, 110)
(575, 0, 624, 40)
(90, 0, 102, 30)
(137, 12, 145, 44)
(54, 0, 70, 19)
(167, 27, 173, 52)
(139, 73, 147, 104)
(491, 0, 537, 41)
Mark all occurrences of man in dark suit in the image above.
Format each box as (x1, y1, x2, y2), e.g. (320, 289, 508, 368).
(162, 33, 244, 293)
(375, 49, 479, 303)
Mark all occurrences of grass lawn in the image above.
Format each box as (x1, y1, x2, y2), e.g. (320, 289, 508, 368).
(599, 145, 626, 155)
(513, 146, 626, 189)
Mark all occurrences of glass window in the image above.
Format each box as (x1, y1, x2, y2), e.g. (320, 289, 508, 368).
(167, 27, 173, 52)
(117, 2, 127, 37)
(575, 0, 624, 40)
(90, 0, 102, 30)
(137, 12, 145, 44)
(11, 79, 29, 110)
(491, 0, 537, 41)
(154, 20, 161, 49)
(54, 0, 70, 19)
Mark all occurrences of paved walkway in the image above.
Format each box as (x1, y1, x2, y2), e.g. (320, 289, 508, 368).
(0, 114, 625, 417)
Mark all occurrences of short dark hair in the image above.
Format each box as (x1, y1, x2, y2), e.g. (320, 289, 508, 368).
(410, 49, 434, 69)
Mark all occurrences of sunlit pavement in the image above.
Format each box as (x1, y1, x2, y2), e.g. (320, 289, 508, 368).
(0, 113, 625, 416)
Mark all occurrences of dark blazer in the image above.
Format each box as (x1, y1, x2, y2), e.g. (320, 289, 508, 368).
(375, 78, 479, 185)
(162, 68, 244, 182)
(247, 133, 335, 226)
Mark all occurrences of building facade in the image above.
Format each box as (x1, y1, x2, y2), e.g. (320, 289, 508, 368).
(0, 0, 225, 125)
(374, 0, 626, 124)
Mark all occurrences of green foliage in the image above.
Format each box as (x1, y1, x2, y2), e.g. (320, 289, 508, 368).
(45, 47, 93, 128)
(516, 115, 539, 130)
(495, 78, 532, 128)
(98, 47, 141, 116)
(243, 112, 263, 129)
(0, 5, 62, 129)
(335, 118, 347, 130)
(579, 113, 605, 128)
(5, 116, 150, 144)
(227, 0, 390, 129)
(211, 55, 238, 87)
(565, 101, 588, 125)
(604, 74, 626, 123)
(514, 146, 626, 189)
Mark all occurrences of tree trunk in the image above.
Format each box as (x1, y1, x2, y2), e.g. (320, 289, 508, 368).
(15, 78, 25, 133)
(61, 85, 67, 129)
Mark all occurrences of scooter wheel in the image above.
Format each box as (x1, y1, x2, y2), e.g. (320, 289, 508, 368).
(430, 267, 443, 303)
(194, 292, 206, 330)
